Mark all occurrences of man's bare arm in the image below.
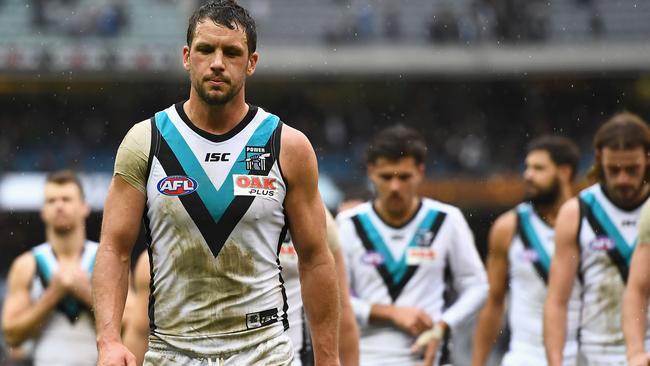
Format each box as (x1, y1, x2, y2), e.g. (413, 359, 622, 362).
(544, 199, 580, 366)
(93, 176, 144, 365)
(2, 253, 65, 346)
(123, 252, 151, 366)
(472, 211, 515, 366)
(333, 247, 359, 366)
(623, 243, 650, 364)
(282, 126, 340, 365)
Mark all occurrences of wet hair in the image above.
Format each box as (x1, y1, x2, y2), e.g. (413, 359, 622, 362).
(186, 0, 257, 55)
(527, 135, 581, 181)
(587, 112, 650, 181)
(366, 125, 427, 165)
(46, 169, 85, 200)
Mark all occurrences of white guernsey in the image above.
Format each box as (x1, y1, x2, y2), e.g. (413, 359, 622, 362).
(338, 198, 487, 365)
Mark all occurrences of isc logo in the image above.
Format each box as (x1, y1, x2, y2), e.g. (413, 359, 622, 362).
(157, 176, 198, 196)
(204, 152, 230, 162)
(233, 174, 278, 198)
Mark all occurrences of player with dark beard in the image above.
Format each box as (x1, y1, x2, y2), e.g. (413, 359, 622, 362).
(473, 136, 581, 366)
(545, 113, 650, 366)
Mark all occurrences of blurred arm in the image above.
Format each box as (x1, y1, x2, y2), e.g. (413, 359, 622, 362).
(2, 253, 63, 346)
(283, 126, 340, 365)
(440, 209, 488, 330)
(325, 210, 359, 366)
(544, 199, 580, 366)
(123, 252, 151, 366)
(472, 211, 515, 366)
(333, 247, 360, 366)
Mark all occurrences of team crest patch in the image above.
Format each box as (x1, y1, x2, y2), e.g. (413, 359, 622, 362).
(242, 146, 272, 173)
(589, 236, 615, 251)
(415, 228, 435, 247)
(361, 251, 385, 266)
(233, 174, 278, 198)
(157, 176, 198, 196)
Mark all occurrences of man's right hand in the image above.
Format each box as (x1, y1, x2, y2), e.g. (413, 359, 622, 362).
(629, 353, 650, 366)
(390, 307, 433, 337)
(98, 341, 137, 366)
(48, 270, 73, 299)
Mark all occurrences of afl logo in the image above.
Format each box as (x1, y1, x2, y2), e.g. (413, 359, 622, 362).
(518, 248, 539, 263)
(157, 176, 198, 196)
(589, 236, 615, 251)
(361, 251, 385, 266)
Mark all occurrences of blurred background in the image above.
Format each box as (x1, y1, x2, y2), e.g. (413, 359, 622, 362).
(1, 0, 650, 364)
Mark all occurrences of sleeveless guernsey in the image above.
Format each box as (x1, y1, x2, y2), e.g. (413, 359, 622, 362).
(137, 103, 289, 355)
(505, 203, 579, 365)
(30, 241, 98, 366)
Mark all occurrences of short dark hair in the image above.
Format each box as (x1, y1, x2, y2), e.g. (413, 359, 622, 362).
(527, 135, 581, 181)
(589, 112, 650, 181)
(46, 169, 85, 200)
(367, 125, 427, 165)
(186, 0, 257, 55)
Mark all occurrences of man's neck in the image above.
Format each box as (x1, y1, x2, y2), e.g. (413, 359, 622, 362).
(46, 227, 85, 260)
(184, 92, 249, 135)
(603, 183, 650, 210)
(374, 197, 421, 228)
(533, 185, 573, 227)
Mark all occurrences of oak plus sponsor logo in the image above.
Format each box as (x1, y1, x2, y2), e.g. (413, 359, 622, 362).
(157, 176, 198, 196)
(406, 247, 436, 265)
(233, 174, 278, 198)
(589, 236, 615, 251)
(279, 242, 298, 262)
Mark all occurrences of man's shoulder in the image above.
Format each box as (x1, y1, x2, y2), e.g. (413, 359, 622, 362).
(421, 197, 464, 220)
(335, 201, 372, 222)
(9, 250, 38, 278)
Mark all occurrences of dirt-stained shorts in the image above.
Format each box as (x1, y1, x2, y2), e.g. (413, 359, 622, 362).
(144, 333, 294, 366)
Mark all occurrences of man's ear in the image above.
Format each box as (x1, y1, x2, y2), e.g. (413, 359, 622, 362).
(246, 52, 259, 76)
(182, 45, 191, 71)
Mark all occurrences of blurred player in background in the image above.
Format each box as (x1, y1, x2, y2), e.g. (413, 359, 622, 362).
(2, 170, 98, 366)
(93, 1, 340, 365)
(472, 136, 581, 366)
(123, 207, 360, 366)
(337, 125, 488, 366)
(545, 113, 650, 366)
(624, 199, 650, 366)
(279, 207, 359, 366)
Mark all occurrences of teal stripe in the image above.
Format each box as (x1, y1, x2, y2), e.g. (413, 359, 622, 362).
(581, 191, 636, 265)
(393, 209, 439, 282)
(156, 111, 280, 224)
(33, 252, 52, 281)
(517, 205, 551, 272)
(87, 251, 97, 273)
(358, 209, 439, 284)
(357, 213, 398, 275)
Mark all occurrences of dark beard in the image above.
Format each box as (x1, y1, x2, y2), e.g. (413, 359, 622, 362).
(525, 178, 560, 207)
(194, 79, 241, 106)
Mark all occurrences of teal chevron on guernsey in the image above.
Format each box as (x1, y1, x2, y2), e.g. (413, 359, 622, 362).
(357, 209, 440, 284)
(155, 110, 280, 225)
(517, 205, 551, 273)
(581, 191, 636, 265)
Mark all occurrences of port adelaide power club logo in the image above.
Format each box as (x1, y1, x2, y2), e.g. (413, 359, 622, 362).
(233, 145, 278, 198)
(243, 146, 271, 173)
